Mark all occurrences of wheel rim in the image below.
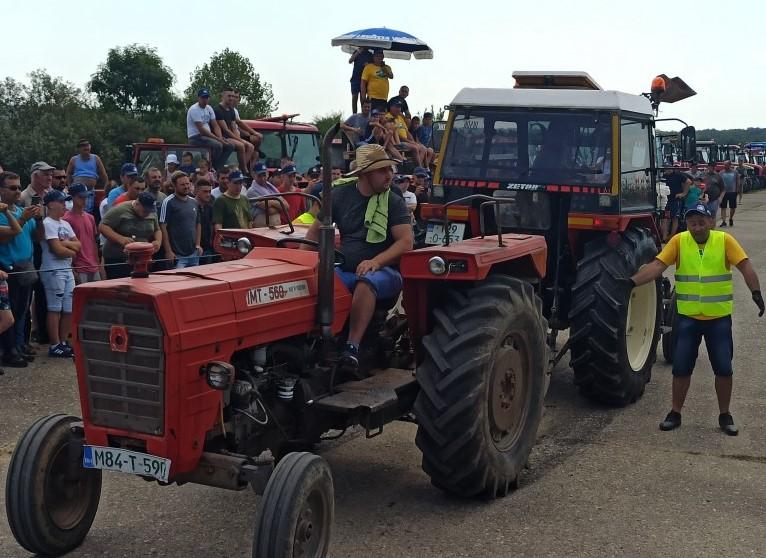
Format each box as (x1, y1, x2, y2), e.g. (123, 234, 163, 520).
(44, 442, 96, 530)
(625, 281, 657, 372)
(293, 486, 330, 558)
(488, 332, 531, 451)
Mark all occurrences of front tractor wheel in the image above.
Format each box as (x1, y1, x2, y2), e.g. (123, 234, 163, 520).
(5, 414, 102, 557)
(253, 452, 334, 558)
(569, 226, 661, 405)
(414, 276, 548, 498)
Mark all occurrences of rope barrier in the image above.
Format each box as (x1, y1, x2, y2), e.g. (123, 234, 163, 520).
(1, 253, 222, 276)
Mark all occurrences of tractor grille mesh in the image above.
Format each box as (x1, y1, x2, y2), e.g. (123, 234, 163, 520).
(79, 300, 165, 435)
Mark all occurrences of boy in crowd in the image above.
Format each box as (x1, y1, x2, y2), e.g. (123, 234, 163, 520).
(40, 190, 80, 357)
(63, 184, 101, 283)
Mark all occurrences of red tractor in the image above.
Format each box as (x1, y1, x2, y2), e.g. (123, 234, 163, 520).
(6, 126, 554, 557)
(418, 71, 696, 404)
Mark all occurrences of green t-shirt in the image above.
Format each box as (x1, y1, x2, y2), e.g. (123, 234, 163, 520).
(100, 202, 159, 260)
(213, 194, 252, 229)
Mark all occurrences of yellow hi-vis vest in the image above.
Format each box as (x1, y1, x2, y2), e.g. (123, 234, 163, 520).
(675, 230, 733, 317)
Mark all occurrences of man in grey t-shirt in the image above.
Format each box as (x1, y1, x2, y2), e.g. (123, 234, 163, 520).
(340, 100, 371, 146)
(186, 88, 233, 171)
(719, 160, 741, 227)
(159, 172, 201, 269)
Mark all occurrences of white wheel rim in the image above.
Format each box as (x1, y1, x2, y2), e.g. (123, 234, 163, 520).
(625, 281, 657, 372)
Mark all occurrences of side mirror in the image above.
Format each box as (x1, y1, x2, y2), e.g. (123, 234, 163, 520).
(680, 126, 696, 163)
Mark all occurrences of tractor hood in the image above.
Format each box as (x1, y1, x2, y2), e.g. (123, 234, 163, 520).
(73, 248, 351, 351)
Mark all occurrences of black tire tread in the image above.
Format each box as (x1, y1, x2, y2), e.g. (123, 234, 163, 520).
(252, 452, 333, 558)
(5, 413, 101, 556)
(414, 275, 548, 498)
(569, 227, 661, 405)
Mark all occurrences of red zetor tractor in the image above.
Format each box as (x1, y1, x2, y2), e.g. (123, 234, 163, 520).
(6, 126, 554, 557)
(419, 71, 697, 404)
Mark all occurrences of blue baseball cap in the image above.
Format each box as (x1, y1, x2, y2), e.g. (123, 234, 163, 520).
(121, 163, 138, 176)
(197, 88, 211, 98)
(685, 203, 712, 218)
(68, 183, 90, 197)
(229, 170, 245, 182)
(281, 164, 297, 175)
(137, 192, 156, 212)
(43, 190, 72, 205)
(393, 174, 408, 183)
(252, 162, 268, 175)
(413, 167, 430, 177)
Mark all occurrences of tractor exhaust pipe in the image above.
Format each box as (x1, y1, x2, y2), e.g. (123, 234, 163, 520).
(317, 123, 341, 342)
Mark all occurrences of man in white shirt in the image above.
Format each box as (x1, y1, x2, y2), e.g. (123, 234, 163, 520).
(186, 88, 233, 172)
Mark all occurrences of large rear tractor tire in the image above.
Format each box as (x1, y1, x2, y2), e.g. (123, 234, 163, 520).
(253, 452, 333, 558)
(414, 276, 548, 498)
(5, 414, 102, 557)
(569, 226, 661, 405)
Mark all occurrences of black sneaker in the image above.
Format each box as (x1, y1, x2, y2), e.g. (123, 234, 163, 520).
(720, 221, 727, 228)
(659, 410, 682, 431)
(339, 343, 361, 377)
(729, 219, 733, 227)
(719, 412, 738, 436)
(2, 350, 28, 368)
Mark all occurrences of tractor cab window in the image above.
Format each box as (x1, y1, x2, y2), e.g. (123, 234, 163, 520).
(442, 110, 612, 186)
(286, 132, 320, 174)
(620, 119, 653, 209)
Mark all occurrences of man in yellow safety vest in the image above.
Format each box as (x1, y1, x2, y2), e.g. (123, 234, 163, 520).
(629, 203, 764, 435)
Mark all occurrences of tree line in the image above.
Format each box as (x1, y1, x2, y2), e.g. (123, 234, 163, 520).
(0, 45, 277, 183)
(694, 128, 766, 146)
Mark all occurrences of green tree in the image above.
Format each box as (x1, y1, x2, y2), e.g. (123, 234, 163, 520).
(186, 48, 277, 118)
(312, 111, 343, 137)
(0, 70, 186, 183)
(88, 44, 176, 117)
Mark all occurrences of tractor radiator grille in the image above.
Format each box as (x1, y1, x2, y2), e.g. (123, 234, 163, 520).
(79, 300, 165, 435)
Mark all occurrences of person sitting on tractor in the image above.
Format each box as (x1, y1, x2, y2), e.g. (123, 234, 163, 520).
(304, 144, 414, 374)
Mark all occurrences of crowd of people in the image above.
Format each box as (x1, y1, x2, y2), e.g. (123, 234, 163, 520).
(662, 160, 744, 241)
(344, 48, 436, 168)
(0, 125, 433, 375)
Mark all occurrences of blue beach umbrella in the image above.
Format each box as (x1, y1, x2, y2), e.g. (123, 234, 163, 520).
(331, 27, 433, 60)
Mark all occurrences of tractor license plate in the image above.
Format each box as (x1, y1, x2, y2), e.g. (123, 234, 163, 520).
(83, 445, 170, 482)
(425, 222, 465, 245)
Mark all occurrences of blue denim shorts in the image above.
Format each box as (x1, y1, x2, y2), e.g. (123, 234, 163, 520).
(40, 269, 75, 313)
(335, 267, 403, 300)
(672, 314, 733, 377)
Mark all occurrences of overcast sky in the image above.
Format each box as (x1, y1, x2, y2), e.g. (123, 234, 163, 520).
(3, 0, 764, 131)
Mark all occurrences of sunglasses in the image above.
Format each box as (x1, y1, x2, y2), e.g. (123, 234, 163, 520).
(1, 185, 20, 191)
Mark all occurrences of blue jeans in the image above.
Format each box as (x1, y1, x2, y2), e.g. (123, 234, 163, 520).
(672, 314, 733, 377)
(189, 135, 234, 171)
(335, 267, 403, 300)
(175, 254, 200, 269)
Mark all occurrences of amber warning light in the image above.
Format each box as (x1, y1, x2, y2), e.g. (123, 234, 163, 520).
(651, 76, 667, 94)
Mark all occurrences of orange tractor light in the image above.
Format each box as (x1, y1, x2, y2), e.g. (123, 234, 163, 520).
(650, 76, 667, 94)
(146, 137, 165, 143)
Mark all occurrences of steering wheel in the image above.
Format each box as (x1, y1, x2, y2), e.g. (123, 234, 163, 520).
(274, 237, 346, 267)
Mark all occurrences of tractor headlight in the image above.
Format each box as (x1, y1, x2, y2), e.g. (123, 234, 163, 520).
(201, 361, 234, 390)
(237, 237, 252, 254)
(428, 256, 447, 275)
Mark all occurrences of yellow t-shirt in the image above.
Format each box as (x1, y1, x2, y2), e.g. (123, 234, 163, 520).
(361, 63, 390, 100)
(657, 232, 747, 320)
(386, 113, 408, 141)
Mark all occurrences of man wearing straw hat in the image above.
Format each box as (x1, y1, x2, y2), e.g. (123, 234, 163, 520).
(305, 144, 413, 374)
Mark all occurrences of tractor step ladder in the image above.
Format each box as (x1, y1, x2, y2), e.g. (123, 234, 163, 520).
(314, 368, 418, 436)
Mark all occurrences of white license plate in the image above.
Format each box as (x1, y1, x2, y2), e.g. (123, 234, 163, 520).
(83, 445, 170, 482)
(425, 222, 465, 245)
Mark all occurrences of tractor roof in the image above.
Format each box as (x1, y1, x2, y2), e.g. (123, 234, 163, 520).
(450, 88, 653, 116)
